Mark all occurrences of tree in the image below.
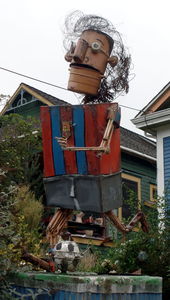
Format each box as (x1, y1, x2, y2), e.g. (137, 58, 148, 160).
(0, 94, 10, 112)
(0, 113, 43, 198)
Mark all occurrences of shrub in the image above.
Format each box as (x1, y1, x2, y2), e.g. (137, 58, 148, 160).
(0, 184, 44, 297)
(0, 114, 43, 199)
(107, 197, 170, 299)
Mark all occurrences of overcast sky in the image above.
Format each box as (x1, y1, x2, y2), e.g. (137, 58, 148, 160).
(0, 0, 169, 134)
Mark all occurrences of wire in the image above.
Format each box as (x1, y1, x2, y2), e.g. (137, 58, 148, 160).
(0, 66, 68, 92)
(0, 66, 141, 113)
(119, 104, 140, 112)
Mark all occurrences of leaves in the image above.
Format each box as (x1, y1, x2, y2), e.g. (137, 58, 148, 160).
(0, 114, 43, 198)
(0, 114, 45, 295)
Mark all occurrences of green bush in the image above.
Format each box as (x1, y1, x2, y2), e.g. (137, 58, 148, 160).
(0, 184, 44, 297)
(0, 185, 44, 273)
(107, 197, 170, 299)
(0, 114, 43, 198)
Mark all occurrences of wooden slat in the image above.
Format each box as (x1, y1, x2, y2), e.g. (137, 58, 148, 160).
(46, 209, 73, 247)
(96, 104, 120, 174)
(40, 106, 55, 177)
(50, 106, 65, 175)
(84, 104, 100, 174)
(73, 105, 87, 174)
(60, 106, 77, 174)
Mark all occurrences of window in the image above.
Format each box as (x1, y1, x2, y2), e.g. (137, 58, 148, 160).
(120, 173, 141, 220)
(144, 184, 157, 208)
(150, 184, 157, 202)
(143, 184, 157, 208)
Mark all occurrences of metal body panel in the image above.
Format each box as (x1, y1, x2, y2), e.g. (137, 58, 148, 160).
(44, 173, 122, 212)
(40, 103, 121, 177)
(41, 103, 121, 212)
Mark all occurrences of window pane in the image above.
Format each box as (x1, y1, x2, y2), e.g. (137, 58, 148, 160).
(122, 178, 138, 219)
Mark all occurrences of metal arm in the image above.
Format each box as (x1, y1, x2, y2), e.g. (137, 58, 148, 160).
(105, 210, 149, 234)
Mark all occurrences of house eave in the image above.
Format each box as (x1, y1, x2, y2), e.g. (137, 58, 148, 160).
(121, 146, 156, 163)
(135, 82, 170, 118)
(131, 108, 170, 135)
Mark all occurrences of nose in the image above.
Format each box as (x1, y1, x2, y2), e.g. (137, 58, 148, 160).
(73, 39, 88, 63)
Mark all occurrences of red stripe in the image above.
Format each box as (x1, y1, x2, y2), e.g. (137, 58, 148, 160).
(60, 106, 77, 174)
(101, 127, 121, 174)
(40, 106, 55, 177)
(84, 104, 100, 174)
(96, 103, 121, 175)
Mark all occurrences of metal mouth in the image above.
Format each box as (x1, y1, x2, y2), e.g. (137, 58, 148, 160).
(70, 63, 100, 73)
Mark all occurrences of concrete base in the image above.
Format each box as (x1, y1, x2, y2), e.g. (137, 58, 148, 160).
(9, 272, 162, 299)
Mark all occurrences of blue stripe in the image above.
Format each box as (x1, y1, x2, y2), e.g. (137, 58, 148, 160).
(50, 106, 65, 175)
(73, 106, 87, 174)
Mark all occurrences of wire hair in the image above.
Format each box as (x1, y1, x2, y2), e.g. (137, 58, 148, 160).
(63, 11, 131, 103)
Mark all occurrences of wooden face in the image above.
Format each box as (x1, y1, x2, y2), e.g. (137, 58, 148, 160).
(71, 30, 113, 74)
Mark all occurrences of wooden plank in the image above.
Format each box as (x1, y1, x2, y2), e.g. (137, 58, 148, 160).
(73, 105, 87, 174)
(40, 106, 55, 177)
(147, 89, 170, 113)
(60, 106, 77, 174)
(84, 104, 100, 174)
(50, 106, 65, 175)
(71, 235, 104, 246)
(96, 103, 121, 174)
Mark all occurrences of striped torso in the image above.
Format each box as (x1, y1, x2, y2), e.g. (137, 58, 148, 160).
(41, 103, 120, 178)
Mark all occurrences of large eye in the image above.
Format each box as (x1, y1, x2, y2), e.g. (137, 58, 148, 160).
(91, 41, 101, 52)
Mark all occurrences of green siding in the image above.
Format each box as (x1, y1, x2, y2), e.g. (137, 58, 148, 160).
(5, 101, 46, 119)
(121, 152, 156, 203)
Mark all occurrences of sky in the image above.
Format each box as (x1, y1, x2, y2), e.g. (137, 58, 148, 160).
(0, 0, 169, 135)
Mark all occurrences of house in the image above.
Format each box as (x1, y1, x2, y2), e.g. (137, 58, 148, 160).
(0, 83, 156, 243)
(120, 127, 156, 216)
(132, 82, 170, 209)
(0, 82, 67, 118)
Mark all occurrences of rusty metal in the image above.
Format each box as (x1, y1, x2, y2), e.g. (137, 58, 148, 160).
(68, 65, 103, 95)
(67, 29, 115, 95)
(105, 211, 128, 234)
(71, 30, 113, 73)
(126, 211, 149, 233)
(46, 209, 148, 248)
(62, 121, 71, 139)
(22, 252, 55, 272)
(105, 210, 149, 234)
(65, 42, 76, 62)
(72, 38, 89, 63)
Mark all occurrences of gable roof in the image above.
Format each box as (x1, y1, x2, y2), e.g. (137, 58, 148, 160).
(120, 127, 156, 162)
(132, 82, 170, 136)
(135, 81, 170, 118)
(0, 82, 68, 115)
